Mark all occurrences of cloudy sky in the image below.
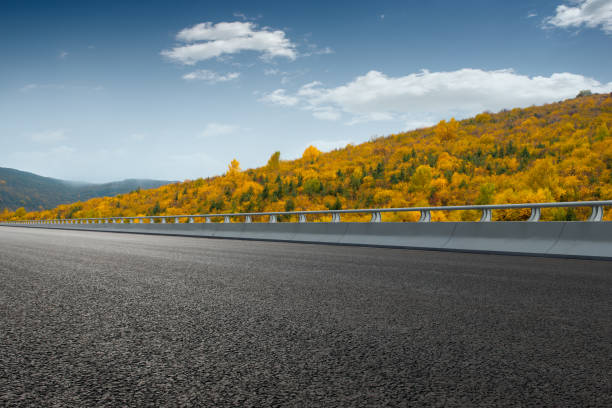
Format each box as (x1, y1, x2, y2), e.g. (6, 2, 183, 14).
(1, 0, 612, 182)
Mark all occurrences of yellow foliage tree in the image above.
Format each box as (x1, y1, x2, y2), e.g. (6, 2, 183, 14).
(2, 93, 611, 222)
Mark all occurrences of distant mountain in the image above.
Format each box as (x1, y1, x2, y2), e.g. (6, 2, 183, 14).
(0, 167, 173, 211)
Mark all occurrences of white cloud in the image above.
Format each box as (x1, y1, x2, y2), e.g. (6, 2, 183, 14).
(264, 68, 280, 75)
(301, 45, 334, 57)
(233, 12, 249, 21)
(182, 69, 240, 83)
(199, 123, 241, 138)
(404, 119, 436, 131)
(258, 89, 299, 106)
(527, 12, 538, 18)
(345, 112, 395, 126)
(311, 108, 342, 121)
(30, 129, 69, 143)
(545, 0, 612, 34)
(232, 12, 261, 21)
(262, 68, 612, 124)
(161, 21, 296, 65)
(59, 51, 68, 59)
(20, 83, 65, 92)
(20, 84, 40, 92)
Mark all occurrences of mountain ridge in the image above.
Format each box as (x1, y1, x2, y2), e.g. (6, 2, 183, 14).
(0, 167, 173, 211)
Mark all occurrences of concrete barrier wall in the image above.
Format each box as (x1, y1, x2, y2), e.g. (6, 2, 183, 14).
(6, 221, 612, 260)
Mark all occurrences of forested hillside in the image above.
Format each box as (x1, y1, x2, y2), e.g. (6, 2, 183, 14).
(3, 93, 612, 222)
(0, 167, 172, 211)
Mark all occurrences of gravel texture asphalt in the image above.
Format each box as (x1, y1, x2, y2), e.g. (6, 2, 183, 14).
(0, 226, 611, 407)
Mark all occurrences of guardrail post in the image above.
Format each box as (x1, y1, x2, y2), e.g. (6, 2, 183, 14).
(527, 207, 541, 222)
(205, 217, 211, 223)
(479, 209, 492, 222)
(370, 211, 381, 222)
(174, 217, 179, 224)
(188, 217, 194, 223)
(418, 210, 431, 223)
(588, 205, 603, 222)
(331, 213, 340, 223)
(298, 214, 307, 223)
(269, 215, 277, 223)
(245, 215, 252, 223)
(224, 216, 231, 223)
(161, 218, 166, 224)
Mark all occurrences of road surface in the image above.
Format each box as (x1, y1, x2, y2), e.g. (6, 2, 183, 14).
(1, 226, 611, 406)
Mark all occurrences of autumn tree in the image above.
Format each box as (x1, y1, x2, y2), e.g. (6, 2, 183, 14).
(267, 151, 281, 171)
(302, 145, 321, 163)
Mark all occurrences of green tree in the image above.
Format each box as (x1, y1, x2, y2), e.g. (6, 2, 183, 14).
(267, 151, 281, 171)
(476, 183, 495, 205)
(303, 178, 322, 196)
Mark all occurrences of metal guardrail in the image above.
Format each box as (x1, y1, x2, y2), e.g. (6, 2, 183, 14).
(2, 200, 611, 225)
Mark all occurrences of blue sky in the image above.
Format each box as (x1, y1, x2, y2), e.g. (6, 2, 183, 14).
(1, 0, 611, 182)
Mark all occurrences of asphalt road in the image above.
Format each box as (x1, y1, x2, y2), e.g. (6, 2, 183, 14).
(0, 227, 611, 407)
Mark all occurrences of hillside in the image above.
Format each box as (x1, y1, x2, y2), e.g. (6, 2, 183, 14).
(0, 167, 172, 211)
(2, 93, 612, 222)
